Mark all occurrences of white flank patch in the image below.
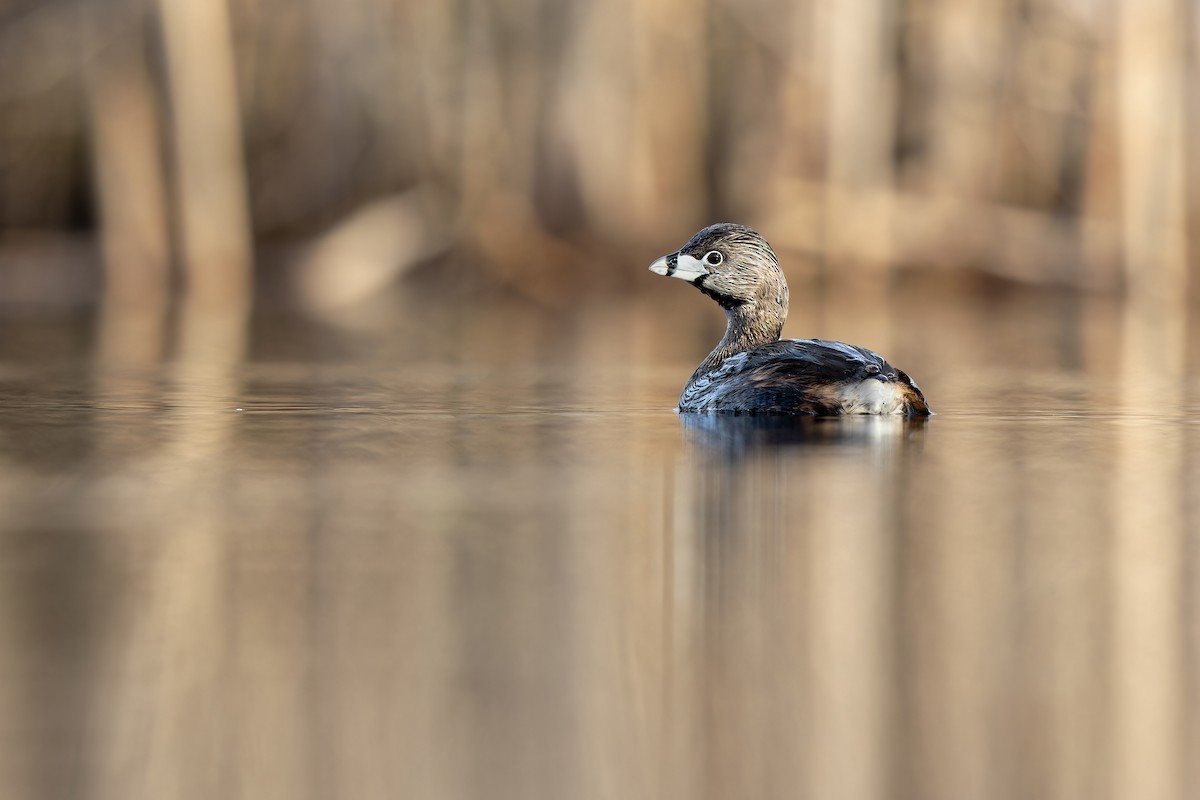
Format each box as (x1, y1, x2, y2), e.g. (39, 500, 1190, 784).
(835, 379, 909, 415)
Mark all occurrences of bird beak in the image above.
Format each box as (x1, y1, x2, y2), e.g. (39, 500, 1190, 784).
(648, 252, 709, 282)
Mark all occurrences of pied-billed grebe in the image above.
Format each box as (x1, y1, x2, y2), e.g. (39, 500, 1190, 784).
(650, 223, 931, 416)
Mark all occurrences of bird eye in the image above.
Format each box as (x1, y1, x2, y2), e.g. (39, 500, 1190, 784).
(704, 250, 723, 266)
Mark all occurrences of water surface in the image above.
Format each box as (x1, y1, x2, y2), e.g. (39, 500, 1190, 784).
(0, 287, 1197, 800)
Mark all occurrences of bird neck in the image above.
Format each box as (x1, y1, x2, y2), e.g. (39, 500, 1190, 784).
(694, 298, 786, 376)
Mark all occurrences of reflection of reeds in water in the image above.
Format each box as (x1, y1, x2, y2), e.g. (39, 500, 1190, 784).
(663, 400, 1188, 800)
(0, 288, 1198, 799)
(1, 0, 1193, 305)
(1110, 272, 1186, 799)
(87, 306, 250, 800)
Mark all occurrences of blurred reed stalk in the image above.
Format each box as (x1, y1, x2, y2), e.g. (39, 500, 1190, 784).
(82, 0, 252, 368)
(823, 0, 896, 267)
(1, 0, 1196, 305)
(1117, 0, 1189, 316)
(81, 0, 170, 310)
(82, 0, 171, 364)
(157, 0, 253, 313)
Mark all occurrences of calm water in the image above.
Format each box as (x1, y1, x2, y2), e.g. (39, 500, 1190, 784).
(0, 284, 1198, 800)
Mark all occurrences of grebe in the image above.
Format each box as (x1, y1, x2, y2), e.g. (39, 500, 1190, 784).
(649, 223, 931, 416)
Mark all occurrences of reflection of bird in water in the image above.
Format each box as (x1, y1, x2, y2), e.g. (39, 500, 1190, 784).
(650, 224, 931, 416)
(680, 412, 927, 456)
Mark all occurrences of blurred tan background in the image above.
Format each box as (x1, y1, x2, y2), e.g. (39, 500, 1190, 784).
(2, 4, 1199, 799)
(0, 0, 1194, 314)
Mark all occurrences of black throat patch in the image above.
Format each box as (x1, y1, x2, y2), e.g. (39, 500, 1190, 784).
(695, 275, 744, 310)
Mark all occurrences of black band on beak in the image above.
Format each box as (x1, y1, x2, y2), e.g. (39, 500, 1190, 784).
(666, 253, 679, 277)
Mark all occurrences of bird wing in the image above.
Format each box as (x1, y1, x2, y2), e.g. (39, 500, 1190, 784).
(754, 339, 892, 381)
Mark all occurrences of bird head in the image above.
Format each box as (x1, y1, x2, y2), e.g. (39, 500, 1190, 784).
(648, 223, 787, 312)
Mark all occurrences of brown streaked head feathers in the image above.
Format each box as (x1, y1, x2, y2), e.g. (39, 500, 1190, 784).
(675, 223, 788, 314)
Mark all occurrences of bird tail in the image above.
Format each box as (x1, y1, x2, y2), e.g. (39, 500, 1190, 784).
(897, 370, 933, 417)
